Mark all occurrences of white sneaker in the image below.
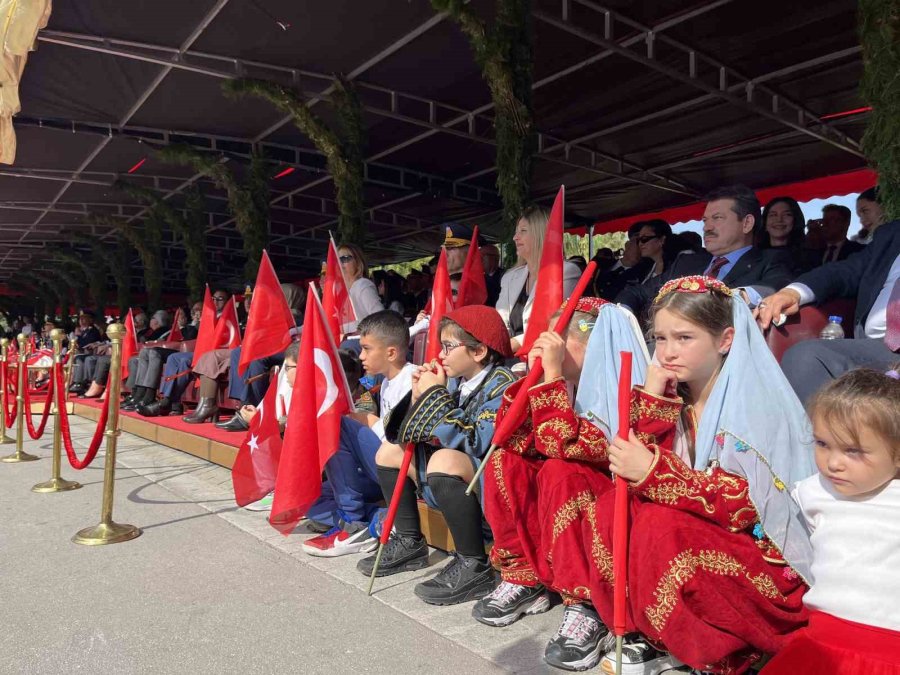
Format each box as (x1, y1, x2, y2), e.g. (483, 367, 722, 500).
(244, 493, 274, 512)
(301, 523, 378, 557)
(599, 635, 684, 675)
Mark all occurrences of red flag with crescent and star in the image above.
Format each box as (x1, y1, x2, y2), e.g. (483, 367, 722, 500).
(425, 248, 454, 362)
(190, 286, 217, 368)
(168, 306, 184, 342)
(322, 236, 356, 343)
(231, 365, 284, 506)
(456, 225, 488, 307)
(270, 285, 354, 534)
(238, 250, 295, 375)
(211, 295, 242, 350)
(121, 309, 139, 380)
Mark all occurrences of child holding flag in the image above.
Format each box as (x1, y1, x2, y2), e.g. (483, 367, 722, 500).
(355, 305, 515, 604)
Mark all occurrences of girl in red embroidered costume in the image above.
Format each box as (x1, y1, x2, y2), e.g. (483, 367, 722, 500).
(763, 366, 900, 675)
(587, 276, 816, 674)
(475, 297, 650, 672)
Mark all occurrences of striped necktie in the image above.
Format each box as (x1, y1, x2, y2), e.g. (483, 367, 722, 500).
(707, 256, 729, 280)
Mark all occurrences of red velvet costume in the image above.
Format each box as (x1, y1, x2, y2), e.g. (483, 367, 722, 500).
(483, 376, 617, 605)
(572, 387, 808, 674)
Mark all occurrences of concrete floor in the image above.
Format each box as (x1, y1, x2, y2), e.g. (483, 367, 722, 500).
(0, 416, 564, 674)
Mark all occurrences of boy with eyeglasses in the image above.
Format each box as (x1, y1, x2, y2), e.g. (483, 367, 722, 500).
(356, 305, 515, 606)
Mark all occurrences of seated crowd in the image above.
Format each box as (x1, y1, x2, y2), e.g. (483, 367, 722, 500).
(21, 182, 897, 675)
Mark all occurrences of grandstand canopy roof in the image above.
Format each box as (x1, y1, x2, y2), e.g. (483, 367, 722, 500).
(1, 0, 871, 292)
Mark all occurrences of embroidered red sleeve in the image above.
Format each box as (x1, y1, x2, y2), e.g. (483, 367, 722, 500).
(630, 387, 682, 451)
(631, 447, 758, 532)
(495, 380, 535, 456)
(528, 378, 610, 465)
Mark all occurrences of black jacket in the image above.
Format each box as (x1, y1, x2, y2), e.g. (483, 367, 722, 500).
(616, 247, 793, 319)
(793, 220, 900, 335)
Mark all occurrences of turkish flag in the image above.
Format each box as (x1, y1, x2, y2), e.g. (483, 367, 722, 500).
(190, 286, 218, 368)
(231, 366, 284, 506)
(456, 225, 488, 307)
(239, 251, 295, 375)
(270, 286, 354, 534)
(322, 237, 356, 344)
(212, 296, 242, 350)
(168, 307, 184, 342)
(425, 248, 454, 362)
(121, 309, 139, 380)
(517, 185, 565, 357)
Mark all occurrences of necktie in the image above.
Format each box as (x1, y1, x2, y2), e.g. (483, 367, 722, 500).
(823, 246, 836, 264)
(707, 256, 729, 279)
(886, 278, 900, 353)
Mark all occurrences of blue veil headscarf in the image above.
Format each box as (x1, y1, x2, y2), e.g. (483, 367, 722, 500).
(574, 303, 650, 439)
(662, 278, 817, 582)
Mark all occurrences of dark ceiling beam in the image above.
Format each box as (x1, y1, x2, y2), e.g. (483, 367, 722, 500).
(534, 3, 864, 161)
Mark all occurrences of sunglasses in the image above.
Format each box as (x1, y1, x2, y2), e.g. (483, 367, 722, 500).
(212, 296, 228, 302)
(338, 255, 355, 264)
(637, 235, 661, 244)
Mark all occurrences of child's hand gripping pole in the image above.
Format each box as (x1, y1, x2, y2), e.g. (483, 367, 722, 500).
(613, 351, 633, 675)
(367, 443, 416, 595)
(464, 261, 597, 496)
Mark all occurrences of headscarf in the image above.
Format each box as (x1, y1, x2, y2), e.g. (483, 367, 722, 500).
(656, 276, 817, 581)
(574, 303, 650, 439)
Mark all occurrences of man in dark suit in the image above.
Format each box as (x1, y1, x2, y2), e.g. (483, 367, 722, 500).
(759, 220, 900, 403)
(815, 203, 865, 266)
(616, 185, 793, 318)
(480, 244, 504, 307)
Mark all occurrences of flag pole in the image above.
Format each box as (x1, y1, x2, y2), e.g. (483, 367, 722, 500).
(613, 351, 633, 675)
(367, 442, 416, 595)
(465, 261, 597, 495)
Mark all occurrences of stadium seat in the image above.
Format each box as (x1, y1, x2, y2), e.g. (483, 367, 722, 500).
(765, 299, 856, 363)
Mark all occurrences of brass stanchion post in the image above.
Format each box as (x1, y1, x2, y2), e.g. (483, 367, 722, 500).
(1, 334, 39, 463)
(32, 329, 81, 492)
(0, 338, 13, 445)
(72, 323, 141, 545)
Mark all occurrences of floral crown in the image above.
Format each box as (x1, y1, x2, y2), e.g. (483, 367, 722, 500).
(654, 275, 734, 304)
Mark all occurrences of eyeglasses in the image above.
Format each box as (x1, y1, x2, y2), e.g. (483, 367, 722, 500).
(212, 296, 228, 302)
(338, 255, 355, 264)
(440, 341, 468, 355)
(637, 235, 661, 244)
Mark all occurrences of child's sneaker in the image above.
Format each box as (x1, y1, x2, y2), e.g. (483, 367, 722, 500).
(545, 603, 615, 671)
(301, 521, 377, 557)
(599, 634, 684, 675)
(243, 493, 274, 512)
(414, 553, 496, 605)
(356, 533, 429, 576)
(471, 581, 551, 627)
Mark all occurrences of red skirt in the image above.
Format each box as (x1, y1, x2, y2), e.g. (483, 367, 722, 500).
(763, 611, 900, 675)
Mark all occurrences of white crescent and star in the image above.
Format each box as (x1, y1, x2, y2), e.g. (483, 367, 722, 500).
(313, 348, 339, 417)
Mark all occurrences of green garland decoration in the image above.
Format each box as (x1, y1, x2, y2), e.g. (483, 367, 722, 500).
(223, 77, 366, 246)
(859, 0, 900, 219)
(431, 0, 535, 244)
(156, 144, 270, 280)
(115, 180, 208, 303)
(88, 213, 161, 313)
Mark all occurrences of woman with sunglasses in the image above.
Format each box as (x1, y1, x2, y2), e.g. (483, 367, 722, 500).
(338, 243, 384, 330)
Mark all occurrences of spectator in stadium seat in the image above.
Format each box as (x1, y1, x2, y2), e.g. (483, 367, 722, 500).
(592, 222, 652, 300)
(759, 219, 900, 404)
(853, 186, 886, 245)
(616, 185, 793, 319)
(481, 243, 504, 307)
(496, 206, 581, 352)
(816, 204, 864, 266)
(757, 196, 817, 275)
(338, 243, 384, 333)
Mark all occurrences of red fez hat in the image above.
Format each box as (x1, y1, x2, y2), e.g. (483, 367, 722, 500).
(443, 305, 513, 357)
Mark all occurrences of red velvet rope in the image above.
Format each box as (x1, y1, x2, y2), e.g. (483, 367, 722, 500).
(55, 361, 107, 470)
(3, 361, 17, 428)
(22, 366, 54, 439)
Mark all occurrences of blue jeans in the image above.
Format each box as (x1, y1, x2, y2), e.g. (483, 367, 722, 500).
(228, 347, 285, 406)
(159, 351, 193, 402)
(313, 417, 382, 525)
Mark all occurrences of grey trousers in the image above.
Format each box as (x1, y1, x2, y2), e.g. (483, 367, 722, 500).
(125, 348, 176, 390)
(781, 337, 897, 404)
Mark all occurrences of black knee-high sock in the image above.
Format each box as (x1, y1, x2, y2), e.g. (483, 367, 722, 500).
(376, 465, 421, 539)
(142, 387, 157, 404)
(427, 473, 486, 560)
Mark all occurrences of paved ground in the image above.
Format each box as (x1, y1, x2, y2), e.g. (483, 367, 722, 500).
(0, 416, 563, 674)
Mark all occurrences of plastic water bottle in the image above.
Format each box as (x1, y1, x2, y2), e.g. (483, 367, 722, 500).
(819, 316, 845, 340)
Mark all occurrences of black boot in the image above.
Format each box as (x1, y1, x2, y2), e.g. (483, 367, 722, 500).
(182, 397, 219, 424)
(215, 413, 249, 432)
(138, 397, 171, 418)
